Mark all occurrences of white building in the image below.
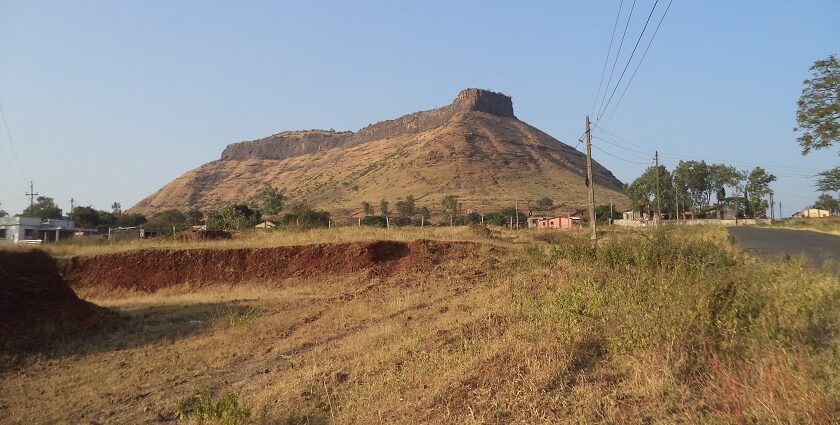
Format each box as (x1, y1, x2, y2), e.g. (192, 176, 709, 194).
(0, 216, 90, 244)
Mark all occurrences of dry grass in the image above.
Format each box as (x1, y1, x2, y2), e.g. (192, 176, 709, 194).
(767, 216, 840, 235)
(2, 225, 838, 424)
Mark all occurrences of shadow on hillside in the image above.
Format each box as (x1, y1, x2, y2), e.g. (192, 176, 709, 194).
(1, 301, 255, 364)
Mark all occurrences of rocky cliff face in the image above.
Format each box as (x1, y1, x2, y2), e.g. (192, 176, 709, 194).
(220, 88, 515, 161)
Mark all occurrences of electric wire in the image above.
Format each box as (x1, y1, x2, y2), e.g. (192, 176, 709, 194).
(0, 95, 28, 186)
(595, 0, 661, 123)
(591, 0, 626, 116)
(595, 0, 637, 120)
(601, 0, 674, 126)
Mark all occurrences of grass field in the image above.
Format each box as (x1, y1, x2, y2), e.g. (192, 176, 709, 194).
(2, 225, 839, 423)
(767, 216, 840, 235)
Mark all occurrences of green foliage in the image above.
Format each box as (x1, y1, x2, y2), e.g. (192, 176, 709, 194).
(206, 205, 261, 230)
(395, 195, 416, 218)
(816, 167, 840, 194)
(175, 389, 250, 425)
(0, 202, 6, 217)
(535, 197, 554, 211)
(441, 195, 461, 225)
(417, 206, 431, 219)
(483, 208, 526, 227)
(745, 166, 777, 217)
(361, 201, 374, 216)
(73, 205, 147, 228)
(360, 215, 387, 227)
(253, 184, 285, 215)
(594, 204, 617, 223)
(185, 209, 204, 226)
(72, 206, 101, 228)
(379, 199, 390, 217)
(796, 54, 840, 155)
(21, 196, 62, 219)
(111, 202, 121, 214)
(814, 193, 840, 214)
(626, 165, 674, 216)
(149, 209, 188, 229)
(282, 201, 329, 229)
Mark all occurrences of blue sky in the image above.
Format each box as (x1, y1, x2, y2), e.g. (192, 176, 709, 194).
(0, 1, 838, 216)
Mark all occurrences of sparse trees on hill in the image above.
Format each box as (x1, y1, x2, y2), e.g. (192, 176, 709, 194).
(395, 195, 416, 218)
(442, 195, 460, 226)
(379, 199, 390, 217)
(361, 201, 374, 216)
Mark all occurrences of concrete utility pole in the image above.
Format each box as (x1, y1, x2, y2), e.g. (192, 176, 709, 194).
(585, 115, 596, 240)
(25, 181, 38, 211)
(769, 193, 774, 221)
(515, 198, 519, 230)
(654, 151, 661, 226)
(779, 201, 782, 219)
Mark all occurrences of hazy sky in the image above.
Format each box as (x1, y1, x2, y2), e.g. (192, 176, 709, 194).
(1, 1, 838, 216)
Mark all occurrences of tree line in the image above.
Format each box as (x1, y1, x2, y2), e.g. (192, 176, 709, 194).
(626, 162, 776, 219)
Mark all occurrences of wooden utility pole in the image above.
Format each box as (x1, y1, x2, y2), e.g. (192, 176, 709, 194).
(25, 181, 38, 211)
(585, 115, 596, 240)
(654, 151, 661, 226)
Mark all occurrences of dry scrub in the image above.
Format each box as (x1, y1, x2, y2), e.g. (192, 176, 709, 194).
(1, 226, 838, 424)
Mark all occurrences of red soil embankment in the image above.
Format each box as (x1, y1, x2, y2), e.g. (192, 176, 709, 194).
(61, 240, 474, 292)
(0, 249, 101, 347)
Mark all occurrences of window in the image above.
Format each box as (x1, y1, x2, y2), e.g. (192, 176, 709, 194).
(0, 229, 6, 239)
(24, 228, 36, 238)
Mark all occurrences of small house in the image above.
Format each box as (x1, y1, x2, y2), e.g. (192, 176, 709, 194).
(792, 208, 831, 218)
(537, 217, 573, 230)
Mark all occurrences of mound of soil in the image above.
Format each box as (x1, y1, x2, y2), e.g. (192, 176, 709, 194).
(61, 240, 475, 293)
(0, 249, 103, 351)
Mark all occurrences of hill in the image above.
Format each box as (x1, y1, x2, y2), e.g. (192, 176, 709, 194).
(129, 89, 628, 219)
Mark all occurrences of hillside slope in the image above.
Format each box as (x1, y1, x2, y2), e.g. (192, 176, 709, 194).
(130, 89, 627, 219)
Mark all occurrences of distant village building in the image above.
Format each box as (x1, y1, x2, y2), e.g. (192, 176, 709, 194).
(0, 216, 96, 244)
(108, 227, 160, 241)
(527, 216, 548, 228)
(536, 217, 573, 230)
(792, 208, 831, 219)
(254, 220, 278, 229)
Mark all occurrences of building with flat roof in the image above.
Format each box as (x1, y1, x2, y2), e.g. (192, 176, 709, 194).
(0, 216, 95, 244)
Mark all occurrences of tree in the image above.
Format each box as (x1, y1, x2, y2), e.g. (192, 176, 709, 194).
(0, 202, 6, 217)
(379, 199, 390, 217)
(745, 167, 776, 217)
(441, 195, 460, 226)
(395, 195, 416, 218)
(111, 202, 122, 215)
(814, 193, 840, 214)
(361, 201, 374, 216)
(72, 206, 101, 228)
(282, 201, 329, 228)
(185, 209, 204, 226)
(796, 54, 840, 155)
(117, 212, 147, 227)
(816, 167, 840, 195)
(22, 196, 62, 219)
(148, 209, 188, 229)
(535, 197, 554, 211)
(627, 165, 674, 218)
(206, 204, 261, 230)
(417, 206, 431, 220)
(254, 184, 284, 216)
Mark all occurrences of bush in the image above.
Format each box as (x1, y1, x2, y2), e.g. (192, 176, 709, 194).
(176, 390, 250, 425)
(360, 216, 387, 227)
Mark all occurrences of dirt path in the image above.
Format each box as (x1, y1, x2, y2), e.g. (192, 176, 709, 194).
(728, 226, 840, 270)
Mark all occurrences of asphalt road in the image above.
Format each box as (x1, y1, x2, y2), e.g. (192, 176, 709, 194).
(727, 226, 840, 270)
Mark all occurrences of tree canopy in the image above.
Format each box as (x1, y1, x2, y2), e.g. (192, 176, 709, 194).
(254, 184, 284, 216)
(796, 54, 840, 155)
(22, 196, 62, 219)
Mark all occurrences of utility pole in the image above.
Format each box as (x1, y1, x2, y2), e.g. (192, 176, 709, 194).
(779, 201, 782, 220)
(674, 178, 680, 225)
(70, 198, 75, 218)
(609, 195, 613, 226)
(25, 181, 38, 211)
(654, 151, 661, 226)
(769, 193, 774, 221)
(515, 198, 519, 230)
(585, 115, 596, 240)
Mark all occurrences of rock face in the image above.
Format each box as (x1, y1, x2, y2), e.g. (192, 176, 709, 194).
(220, 89, 515, 161)
(131, 88, 629, 218)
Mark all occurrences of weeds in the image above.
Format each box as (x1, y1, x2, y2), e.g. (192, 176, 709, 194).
(175, 389, 250, 425)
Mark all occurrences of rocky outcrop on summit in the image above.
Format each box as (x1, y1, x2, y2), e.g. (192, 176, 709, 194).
(130, 88, 629, 218)
(220, 89, 515, 161)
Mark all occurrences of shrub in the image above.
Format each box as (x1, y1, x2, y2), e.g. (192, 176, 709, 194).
(176, 390, 250, 425)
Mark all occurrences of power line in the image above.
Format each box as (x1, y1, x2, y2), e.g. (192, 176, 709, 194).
(592, 135, 651, 157)
(0, 94, 28, 185)
(595, 0, 637, 120)
(596, 0, 662, 123)
(601, 0, 675, 126)
(592, 144, 652, 165)
(591, 0, 626, 116)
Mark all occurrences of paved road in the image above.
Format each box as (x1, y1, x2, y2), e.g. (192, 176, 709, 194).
(728, 226, 840, 270)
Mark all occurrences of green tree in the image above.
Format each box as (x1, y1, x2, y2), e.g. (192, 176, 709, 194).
(441, 195, 460, 226)
(745, 167, 776, 217)
(117, 212, 147, 227)
(816, 167, 840, 195)
(0, 202, 7, 217)
(111, 202, 122, 215)
(148, 209, 188, 229)
(535, 197, 554, 211)
(72, 206, 101, 228)
(282, 201, 329, 228)
(185, 209, 204, 226)
(22, 196, 62, 219)
(395, 195, 416, 218)
(361, 201, 374, 216)
(814, 193, 840, 214)
(206, 204, 261, 230)
(796, 54, 840, 155)
(254, 184, 284, 216)
(379, 199, 390, 217)
(417, 206, 431, 219)
(627, 165, 674, 218)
